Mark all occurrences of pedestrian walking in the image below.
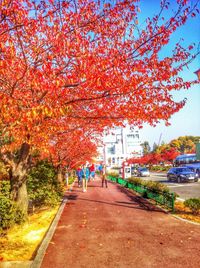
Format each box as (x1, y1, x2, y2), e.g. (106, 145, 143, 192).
(101, 164, 108, 188)
(98, 163, 103, 175)
(82, 164, 90, 192)
(89, 163, 96, 180)
(76, 166, 83, 188)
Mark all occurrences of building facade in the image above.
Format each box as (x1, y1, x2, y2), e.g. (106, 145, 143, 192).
(97, 126, 143, 167)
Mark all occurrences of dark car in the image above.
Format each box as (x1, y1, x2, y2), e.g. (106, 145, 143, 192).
(167, 167, 197, 183)
(183, 164, 200, 180)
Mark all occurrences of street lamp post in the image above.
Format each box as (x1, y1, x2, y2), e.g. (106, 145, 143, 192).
(103, 142, 106, 165)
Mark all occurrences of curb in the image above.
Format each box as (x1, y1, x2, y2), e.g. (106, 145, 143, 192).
(176, 197, 185, 202)
(30, 195, 68, 268)
(30, 181, 76, 267)
(172, 214, 200, 226)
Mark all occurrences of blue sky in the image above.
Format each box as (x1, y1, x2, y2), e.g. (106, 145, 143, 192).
(137, 0, 200, 148)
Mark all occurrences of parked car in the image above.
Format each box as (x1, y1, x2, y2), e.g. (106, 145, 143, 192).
(137, 167, 150, 177)
(167, 167, 197, 183)
(131, 167, 138, 176)
(183, 164, 200, 179)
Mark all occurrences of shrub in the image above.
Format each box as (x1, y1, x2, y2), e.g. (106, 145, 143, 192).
(128, 177, 143, 186)
(107, 171, 119, 177)
(68, 176, 75, 185)
(0, 180, 10, 198)
(0, 181, 25, 230)
(27, 160, 64, 208)
(0, 196, 15, 229)
(0, 161, 9, 180)
(150, 165, 171, 172)
(111, 166, 120, 170)
(144, 180, 169, 194)
(128, 177, 172, 196)
(184, 198, 200, 215)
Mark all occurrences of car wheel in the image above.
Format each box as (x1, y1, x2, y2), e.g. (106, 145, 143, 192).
(177, 177, 181, 183)
(167, 175, 171, 182)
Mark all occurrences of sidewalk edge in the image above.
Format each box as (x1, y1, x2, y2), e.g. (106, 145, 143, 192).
(172, 215, 200, 225)
(30, 196, 68, 268)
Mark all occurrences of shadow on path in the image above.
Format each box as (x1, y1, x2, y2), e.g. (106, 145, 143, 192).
(66, 190, 165, 214)
(65, 180, 166, 213)
(116, 183, 165, 213)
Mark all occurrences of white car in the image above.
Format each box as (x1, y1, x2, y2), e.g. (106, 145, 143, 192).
(137, 167, 150, 177)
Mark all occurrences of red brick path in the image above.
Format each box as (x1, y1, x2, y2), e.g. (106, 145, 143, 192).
(40, 177, 200, 268)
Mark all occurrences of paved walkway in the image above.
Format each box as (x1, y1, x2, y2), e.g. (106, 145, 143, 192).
(40, 177, 200, 268)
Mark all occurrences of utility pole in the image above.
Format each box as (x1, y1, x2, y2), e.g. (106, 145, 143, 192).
(158, 133, 162, 146)
(103, 142, 106, 165)
(121, 127, 124, 154)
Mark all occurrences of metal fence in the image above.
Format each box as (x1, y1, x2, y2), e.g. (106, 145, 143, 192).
(108, 175, 175, 212)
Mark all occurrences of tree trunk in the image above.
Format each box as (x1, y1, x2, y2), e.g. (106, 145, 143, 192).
(10, 171, 28, 215)
(57, 165, 64, 183)
(9, 142, 31, 215)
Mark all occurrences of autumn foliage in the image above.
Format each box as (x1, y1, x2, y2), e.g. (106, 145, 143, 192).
(0, 0, 199, 213)
(127, 149, 178, 166)
(127, 136, 199, 166)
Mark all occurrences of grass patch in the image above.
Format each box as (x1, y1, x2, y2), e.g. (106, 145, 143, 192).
(174, 201, 200, 224)
(0, 206, 59, 261)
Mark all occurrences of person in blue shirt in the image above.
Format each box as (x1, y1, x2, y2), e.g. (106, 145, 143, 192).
(82, 164, 90, 192)
(76, 167, 83, 188)
(98, 163, 103, 175)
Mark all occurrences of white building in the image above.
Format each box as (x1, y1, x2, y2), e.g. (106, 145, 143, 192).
(97, 126, 143, 167)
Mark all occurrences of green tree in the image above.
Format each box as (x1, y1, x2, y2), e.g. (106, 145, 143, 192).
(169, 136, 199, 154)
(141, 141, 151, 155)
(152, 142, 159, 152)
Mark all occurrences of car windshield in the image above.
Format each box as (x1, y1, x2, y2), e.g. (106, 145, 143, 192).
(187, 167, 195, 171)
(140, 168, 148, 171)
(176, 168, 191, 173)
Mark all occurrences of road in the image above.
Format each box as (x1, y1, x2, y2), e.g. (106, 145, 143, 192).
(142, 172, 200, 201)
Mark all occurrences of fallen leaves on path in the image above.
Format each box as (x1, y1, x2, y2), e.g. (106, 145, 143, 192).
(174, 201, 200, 224)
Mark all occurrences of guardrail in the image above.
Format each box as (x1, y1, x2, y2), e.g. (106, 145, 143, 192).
(107, 175, 175, 212)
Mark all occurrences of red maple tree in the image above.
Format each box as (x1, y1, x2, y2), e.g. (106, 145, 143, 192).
(160, 147, 180, 164)
(0, 0, 199, 213)
(48, 128, 98, 182)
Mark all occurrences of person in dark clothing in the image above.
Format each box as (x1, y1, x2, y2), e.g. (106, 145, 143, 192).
(76, 167, 83, 187)
(101, 164, 108, 188)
